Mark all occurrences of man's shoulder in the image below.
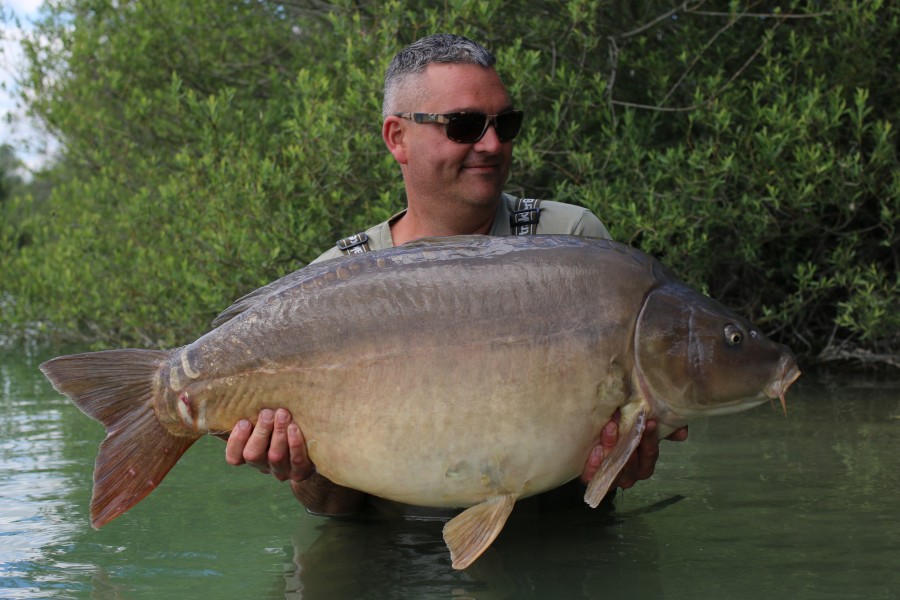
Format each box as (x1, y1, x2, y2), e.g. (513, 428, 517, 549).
(312, 219, 394, 264)
(507, 196, 610, 239)
(535, 199, 596, 219)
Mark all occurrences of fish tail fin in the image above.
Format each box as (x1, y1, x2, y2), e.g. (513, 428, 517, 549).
(40, 349, 199, 528)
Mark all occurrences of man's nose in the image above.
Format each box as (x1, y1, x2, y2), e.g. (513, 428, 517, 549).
(473, 121, 503, 152)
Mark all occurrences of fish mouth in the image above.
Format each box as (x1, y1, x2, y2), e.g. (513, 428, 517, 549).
(764, 355, 801, 416)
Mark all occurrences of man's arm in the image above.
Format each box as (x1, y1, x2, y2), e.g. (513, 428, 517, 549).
(290, 473, 367, 516)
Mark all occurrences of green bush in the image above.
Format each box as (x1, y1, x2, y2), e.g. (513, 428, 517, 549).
(1, 0, 897, 366)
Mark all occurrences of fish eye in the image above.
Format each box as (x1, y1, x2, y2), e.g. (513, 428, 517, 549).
(724, 324, 743, 346)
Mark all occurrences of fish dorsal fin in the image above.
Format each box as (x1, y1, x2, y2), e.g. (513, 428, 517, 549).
(443, 494, 516, 570)
(211, 272, 302, 328)
(210, 256, 350, 328)
(584, 406, 648, 507)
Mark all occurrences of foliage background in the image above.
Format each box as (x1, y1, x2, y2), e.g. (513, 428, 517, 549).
(1, 0, 897, 366)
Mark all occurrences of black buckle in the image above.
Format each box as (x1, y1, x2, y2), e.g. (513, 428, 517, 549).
(336, 232, 370, 254)
(510, 208, 541, 226)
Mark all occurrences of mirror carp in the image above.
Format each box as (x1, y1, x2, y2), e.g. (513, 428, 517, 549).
(41, 235, 800, 569)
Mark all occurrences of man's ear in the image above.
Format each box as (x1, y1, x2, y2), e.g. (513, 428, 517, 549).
(383, 116, 408, 164)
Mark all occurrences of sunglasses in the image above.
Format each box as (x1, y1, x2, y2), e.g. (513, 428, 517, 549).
(394, 110, 524, 143)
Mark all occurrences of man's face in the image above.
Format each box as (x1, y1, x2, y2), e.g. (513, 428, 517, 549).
(394, 63, 515, 211)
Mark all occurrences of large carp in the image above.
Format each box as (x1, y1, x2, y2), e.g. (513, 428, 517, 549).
(41, 235, 799, 569)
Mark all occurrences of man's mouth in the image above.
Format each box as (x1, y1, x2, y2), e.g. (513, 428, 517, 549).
(463, 163, 500, 172)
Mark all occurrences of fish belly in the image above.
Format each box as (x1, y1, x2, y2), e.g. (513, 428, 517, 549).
(169, 328, 622, 508)
(301, 341, 617, 507)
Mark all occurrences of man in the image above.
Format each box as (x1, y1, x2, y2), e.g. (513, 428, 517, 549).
(225, 33, 688, 516)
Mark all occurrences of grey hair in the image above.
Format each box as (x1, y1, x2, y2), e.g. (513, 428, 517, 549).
(382, 33, 496, 117)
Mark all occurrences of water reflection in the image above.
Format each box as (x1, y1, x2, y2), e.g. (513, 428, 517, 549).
(284, 499, 671, 599)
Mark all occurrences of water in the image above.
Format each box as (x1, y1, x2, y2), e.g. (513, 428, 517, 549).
(1, 347, 898, 599)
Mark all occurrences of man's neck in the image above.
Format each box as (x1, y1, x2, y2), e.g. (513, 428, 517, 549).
(389, 200, 499, 246)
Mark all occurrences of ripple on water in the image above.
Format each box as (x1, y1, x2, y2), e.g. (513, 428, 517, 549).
(1, 365, 93, 599)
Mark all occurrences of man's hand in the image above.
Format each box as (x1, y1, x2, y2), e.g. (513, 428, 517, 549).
(224, 409, 366, 515)
(580, 413, 688, 489)
(224, 408, 313, 482)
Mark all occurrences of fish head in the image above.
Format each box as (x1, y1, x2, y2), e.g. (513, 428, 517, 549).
(634, 282, 800, 426)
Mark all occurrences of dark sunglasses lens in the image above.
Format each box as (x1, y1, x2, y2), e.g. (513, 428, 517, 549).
(445, 112, 524, 142)
(495, 111, 523, 141)
(446, 114, 488, 143)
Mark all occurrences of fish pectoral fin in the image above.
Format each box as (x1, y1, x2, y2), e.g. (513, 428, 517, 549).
(443, 494, 516, 570)
(584, 407, 648, 508)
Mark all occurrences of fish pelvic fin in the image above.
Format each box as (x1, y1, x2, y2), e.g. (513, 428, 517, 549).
(443, 494, 516, 570)
(584, 406, 648, 507)
(40, 349, 199, 529)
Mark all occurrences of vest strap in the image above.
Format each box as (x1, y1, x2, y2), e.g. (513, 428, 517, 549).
(510, 198, 542, 235)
